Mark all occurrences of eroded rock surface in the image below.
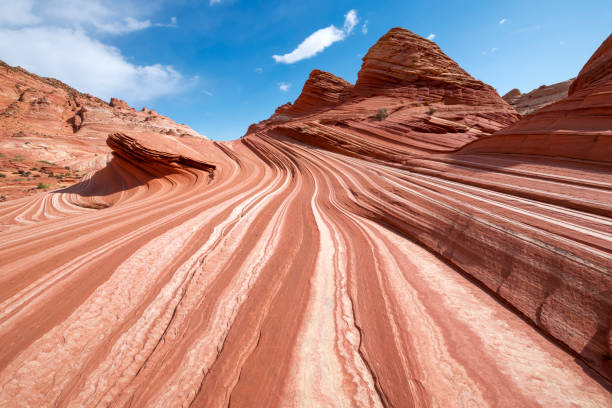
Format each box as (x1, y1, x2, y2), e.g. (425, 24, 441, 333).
(0, 28, 610, 407)
(0, 60, 205, 201)
(502, 79, 574, 115)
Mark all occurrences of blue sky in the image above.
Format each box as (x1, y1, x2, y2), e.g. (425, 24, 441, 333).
(0, 1, 610, 140)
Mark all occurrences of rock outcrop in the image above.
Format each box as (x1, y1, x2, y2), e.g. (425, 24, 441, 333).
(249, 27, 519, 163)
(0, 60, 205, 200)
(0, 28, 610, 407)
(463, 33, 612, 162)
(502, 79, 574, 115)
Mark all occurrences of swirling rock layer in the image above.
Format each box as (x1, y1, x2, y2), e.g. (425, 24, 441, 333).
(0, 28, 611, 407)
(0, 60, 205, 201)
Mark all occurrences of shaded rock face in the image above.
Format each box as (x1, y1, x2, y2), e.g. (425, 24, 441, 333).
(502, 79, 574, 115)
(0, 60, 205, 200)
(0, 28, 611, 407)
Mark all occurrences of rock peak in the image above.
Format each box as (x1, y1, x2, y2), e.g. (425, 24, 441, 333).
(352, 27, 502, 103)
(289, 69, 353, 114)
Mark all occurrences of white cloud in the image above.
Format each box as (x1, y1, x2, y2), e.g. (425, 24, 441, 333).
(499, 18, 507, 25)
(273, 9, 358, 64)
(278, 82, 290, 92)
(171, 16, 177, 25)
(203, 90, 213, 96)
(491, 47, 498, 52)
(210, 0, 223, 4)
(0, 0, 40, 26)
(344, 9, 358, 33)
(362, 20, 368, 35)
(426, 33, 436, 41)
(0, 1, 189, 103)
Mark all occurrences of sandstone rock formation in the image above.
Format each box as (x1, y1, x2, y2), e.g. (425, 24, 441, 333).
(0, 28, 610, 407)
(248, 27, 520, 162)
(502, 79, 574, 115)
(0, 60, 205, 201)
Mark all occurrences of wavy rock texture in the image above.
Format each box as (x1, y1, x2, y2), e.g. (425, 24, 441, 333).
(502, 79, 574, 115)
(0, 60, 205, 201)
(0, 28, 611, 407)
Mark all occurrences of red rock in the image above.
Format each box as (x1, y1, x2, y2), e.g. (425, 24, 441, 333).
(109, 97, 131, 110)
(461, 33, 612, 162)
(502, 79, 574, 115)
(0, 60, 206, 200)
(0, 27, 610, 408)
(287, 69, 353, 115)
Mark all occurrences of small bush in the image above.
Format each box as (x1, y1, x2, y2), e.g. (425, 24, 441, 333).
(428, 107, 436, 115)
(64, 166, 70, 170)
(13, 155, 25, 162)
(38, 160, 55, 165)
(376, 108, 389, 121)
(0, 195, 6, 201)
(37, 182, 48, 189)
(14, 178, 24, 182)
(0, 173, 5, 178)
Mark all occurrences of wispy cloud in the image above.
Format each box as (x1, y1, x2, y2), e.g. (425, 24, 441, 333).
(203, 90, 213, 96)
(278, 82, 290, 92)
(361, 20, 368, 35)
(272, 9, 358, 64)
(499, 18, 507, 24)
(0, 0, 190, 102)
(426, 33, 436, 41)
(254, 67, 263, 73)
(491, 47, 498, 52)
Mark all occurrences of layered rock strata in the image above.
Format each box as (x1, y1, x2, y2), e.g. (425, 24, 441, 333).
(502, 79, 574, 115)
(0, 60, 205, 200)
(0, 28, 610, 407)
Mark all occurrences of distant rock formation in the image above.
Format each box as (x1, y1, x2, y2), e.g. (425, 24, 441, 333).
(248, 27, 519, 162)
(502, 79, 574, 115)
(0, 60, 205, 200)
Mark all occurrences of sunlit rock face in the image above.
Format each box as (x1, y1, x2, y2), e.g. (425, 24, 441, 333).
(0, 29, 611, 407)
(502, 79, 574, 115)
(0, 61, 205, 201)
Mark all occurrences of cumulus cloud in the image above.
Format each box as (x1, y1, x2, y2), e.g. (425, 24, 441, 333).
(499, 18, 507, 24)
(0, 26, 185, 102)
(278, 82, 290, 92)
(273, 9, 358, 64)
(426, 33, 436, 40)
(0, 0, 188, 103)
